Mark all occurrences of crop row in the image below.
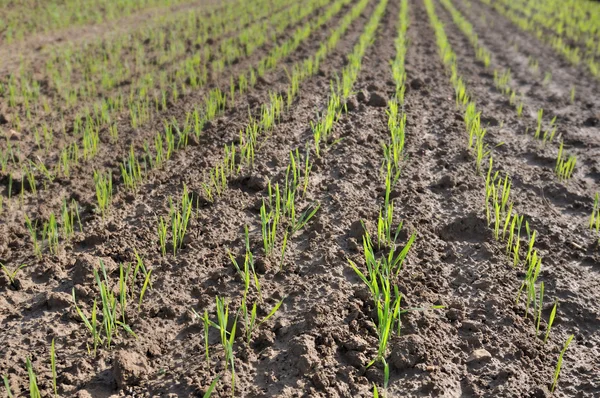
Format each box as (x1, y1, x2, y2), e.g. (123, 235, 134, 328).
(439, 0, 580, 183)
(478, 0, 600, 79)
(10, 0, 358, 266)
(1, 0, 378, 393)
(0, 0, 305, 169)
(0, 0, 337, 221)
(0, 0, 292, 122)
(425, 0, 575, 392)
(0, 0, 200, 44)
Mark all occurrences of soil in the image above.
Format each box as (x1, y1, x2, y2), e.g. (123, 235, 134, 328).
(1, 0, 599, 397)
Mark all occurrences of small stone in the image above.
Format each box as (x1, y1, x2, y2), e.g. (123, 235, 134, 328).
(467, 349, 492, 364)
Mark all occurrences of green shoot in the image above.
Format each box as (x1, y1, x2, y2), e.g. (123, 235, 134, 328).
(26, 357, 41, 398)
(551, 335, 574, 393)
(589, 193, 599, 242)
(24, 215, 42, 259)
(0, 263, 27, 289)
(93, 170, 113, 217)
(544, 301, 558, 344)
(158, 185, 194, 256)
(2, 375, 13, 398)
(51, 339, 57, 397)
(555, 141, 576, 181)
(203, 375, 220, 398)
(208, 297, 238, 395)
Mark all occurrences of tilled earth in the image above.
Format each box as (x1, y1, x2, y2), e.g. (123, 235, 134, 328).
(1, 0, 599, 397)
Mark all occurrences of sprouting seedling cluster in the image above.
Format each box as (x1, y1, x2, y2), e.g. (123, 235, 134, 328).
(259, 152, 319, 268)
(158, 185, 194, 256)
(533, 109, 558, 144)
(23, 199, 83, 259)
(72, 256, 151, 356)
(348, 226, 414, 389)
(555, 141, 577, 181)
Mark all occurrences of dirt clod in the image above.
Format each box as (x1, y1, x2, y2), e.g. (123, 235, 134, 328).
(367, 91, 388, 107)
(113, 350, 149, 388)
(466, 349, 492, 364)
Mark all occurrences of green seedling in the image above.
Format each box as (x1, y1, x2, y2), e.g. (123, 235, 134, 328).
(239, 295, 283, 344)
(544, 301, 558, 344)
(228, 226, 260, 298)
(72, 260, 139, 356)
(26, 357, 41, 398)
(42, 213, 59, 255)
(3, 375, 13, 398)
(51, 339, 57, 397)
(24, 214, 42, 259)
(93, 170, 113, 217)
(534, 109, 544, 139)
(61, 199, 82, 240)
(589, 193, 599, 240)
(555, 141, 576, 181)
(551, 335, 574, 393)
(0, 263, 27, 289)
(120, 145, 143, 191)
(203, 375, 220, 398)
(208, 297, 238, 395)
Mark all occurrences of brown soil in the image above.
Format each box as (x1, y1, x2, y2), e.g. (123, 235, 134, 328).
(1, 0, 599, 397)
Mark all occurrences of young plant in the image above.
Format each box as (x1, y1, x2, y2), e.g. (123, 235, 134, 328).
(120, 145, 143, 192)
(0, 263, 27, 290)
(555, 141, 576, 181)
(72, 261, 138, 355)
(544, 301, 558, 344)
(26, 357, 41, 398)
(208, 297, 238, 395)
(551, 335, 574, 393)
(347, 225, 414, 368)
(2, 375, 13, 398)
(534, 109, 544, 139)
(24, 214, 42, 259)
(158, 186, 194, 256)
(61, 199, 82, 241)
(238, 295, 283, 345)
(589, 193, 599, 241)
(50, 338, 57, 397)
(93, 170, 113, 217)
(42, 213, 59, 255)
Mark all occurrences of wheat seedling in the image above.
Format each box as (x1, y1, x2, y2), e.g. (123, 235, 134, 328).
(93, 170, 112, 217)
(0, 263, 27, 289)
(551, 335, 574, 393)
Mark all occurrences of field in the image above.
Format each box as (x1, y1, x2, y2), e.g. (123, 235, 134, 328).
(1, 0, 599, 396)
